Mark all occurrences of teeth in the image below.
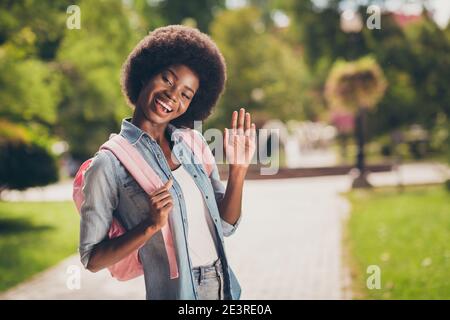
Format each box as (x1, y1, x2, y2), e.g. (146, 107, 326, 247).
(156, 99, 172, 112)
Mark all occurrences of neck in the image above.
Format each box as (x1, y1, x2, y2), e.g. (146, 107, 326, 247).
(131, 108, 168, 145)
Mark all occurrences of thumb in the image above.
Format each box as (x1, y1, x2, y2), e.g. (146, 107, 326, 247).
(165, 178, 173, 189)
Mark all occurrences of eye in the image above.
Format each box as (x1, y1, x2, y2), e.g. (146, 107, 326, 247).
(162, 75, 173, 86)
(182, 93, 192, 100)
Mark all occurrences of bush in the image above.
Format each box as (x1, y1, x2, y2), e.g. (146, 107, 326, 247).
(445, 179, 450, 192)
(0, 121, 59, 196)
(380, 143, 392, 157)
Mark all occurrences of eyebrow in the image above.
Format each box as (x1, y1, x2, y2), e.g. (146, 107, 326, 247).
(167, 68, 196, 95)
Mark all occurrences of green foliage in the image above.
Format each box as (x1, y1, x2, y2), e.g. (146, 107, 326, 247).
(284, 1, 450, 138)
(0, 0, 234, 162)
(210, 7, 311, 128)
(286, 0, 358, 67)
(402, 17, 450, 124)
(369, 15, 450, 134)
(155, 0, 225, 32)
(0, 0, 71, 60)
(0, 1, 67, 189)
(0, 121, 58, 193)
(429, 113, 449, 156)
(0, 120, 32, 144)
(0, 0, 67, 128)
(1, 0, 448, 162)
(445, 179, 450, 192)
(0, 56, 61, 125)
(56, 0, 142, 160)
(325, 56, 387, 111)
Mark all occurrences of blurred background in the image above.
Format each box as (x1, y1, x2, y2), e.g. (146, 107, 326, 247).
(0, 0, 449, 300)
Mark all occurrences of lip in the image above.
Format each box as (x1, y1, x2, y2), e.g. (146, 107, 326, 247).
(156, 96, 174, 110)
(152, 96, 174, 117)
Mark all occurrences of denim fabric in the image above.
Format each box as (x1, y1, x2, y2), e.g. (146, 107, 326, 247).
(192, 259, 226, 300)
(79, 118, 242, 300)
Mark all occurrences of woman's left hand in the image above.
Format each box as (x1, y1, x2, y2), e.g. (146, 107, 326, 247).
(224, 108, 257, 171)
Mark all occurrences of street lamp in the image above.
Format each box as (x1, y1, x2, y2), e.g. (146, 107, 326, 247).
(325, 50, 387, 189)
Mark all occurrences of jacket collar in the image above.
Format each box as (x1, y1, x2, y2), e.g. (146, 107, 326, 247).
(119, 118, 180, 145)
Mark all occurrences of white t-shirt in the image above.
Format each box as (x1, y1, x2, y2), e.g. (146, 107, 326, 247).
(171, 165, 219, 267)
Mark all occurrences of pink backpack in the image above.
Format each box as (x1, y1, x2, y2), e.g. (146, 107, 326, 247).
(73, 129, 214, 281)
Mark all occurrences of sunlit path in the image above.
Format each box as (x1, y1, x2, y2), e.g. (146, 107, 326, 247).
(1, 163, 447, 299)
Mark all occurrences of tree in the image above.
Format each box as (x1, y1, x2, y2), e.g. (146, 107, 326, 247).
(155, 0, 225, 32)
(0, 0, 69, 131)
(209, 6, 311, 130)
(0, 120, 58, 198)
(56, 0, 142, 161)
(283, 0, 449, 140)
(0, 1, 66, 190)
(325, 56, 387, 188)
(131, 0, 225, 32)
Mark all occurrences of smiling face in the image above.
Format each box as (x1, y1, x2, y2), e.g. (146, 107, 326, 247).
(135, 64, 200, 125)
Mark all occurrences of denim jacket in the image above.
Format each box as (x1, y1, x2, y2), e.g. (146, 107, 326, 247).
(79, 118, 242, 300)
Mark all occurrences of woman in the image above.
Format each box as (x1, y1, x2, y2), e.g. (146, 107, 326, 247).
(79, 25, 256, 300)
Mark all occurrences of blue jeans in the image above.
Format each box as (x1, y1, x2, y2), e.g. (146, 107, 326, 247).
(192, 259, 225, 300)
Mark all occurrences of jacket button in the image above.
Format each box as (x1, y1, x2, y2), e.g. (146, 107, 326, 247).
(193, 174, 197, 178)
(205, 195, 208, 199)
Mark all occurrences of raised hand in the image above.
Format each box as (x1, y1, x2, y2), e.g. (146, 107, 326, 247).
(224, 108, 257, 170)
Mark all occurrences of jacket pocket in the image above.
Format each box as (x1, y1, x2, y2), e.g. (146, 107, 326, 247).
(123, 177, 149, 215)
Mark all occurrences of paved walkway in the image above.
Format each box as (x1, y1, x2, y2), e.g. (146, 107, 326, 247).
(1, 162, 448, 300)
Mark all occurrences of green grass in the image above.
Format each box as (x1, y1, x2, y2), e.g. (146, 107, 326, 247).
(332, 142, 391, 166)
(0, 201, 79, 292)
(332, 140, 450, 166)
(345, 185, 450, 299)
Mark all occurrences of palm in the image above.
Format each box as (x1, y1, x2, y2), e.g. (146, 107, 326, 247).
(224, 108, 257, 168)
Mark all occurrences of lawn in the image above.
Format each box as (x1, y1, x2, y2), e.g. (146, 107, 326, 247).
(0, 201, 79, 292)
(345, 184, 450, 299)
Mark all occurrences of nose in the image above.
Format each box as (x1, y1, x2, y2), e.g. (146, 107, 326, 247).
(164, 87, 177, 103)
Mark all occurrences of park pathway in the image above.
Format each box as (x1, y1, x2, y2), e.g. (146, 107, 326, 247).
(1, 162, 448, 299)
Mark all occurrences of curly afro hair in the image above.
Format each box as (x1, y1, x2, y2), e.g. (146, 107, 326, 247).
(121, 25, 227, 128)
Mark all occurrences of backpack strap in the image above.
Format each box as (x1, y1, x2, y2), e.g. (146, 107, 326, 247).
(100, 134, 179, 280)
(102, 135, 161, 194)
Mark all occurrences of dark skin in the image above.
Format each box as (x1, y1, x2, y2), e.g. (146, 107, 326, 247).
(86, 64, 256, 273)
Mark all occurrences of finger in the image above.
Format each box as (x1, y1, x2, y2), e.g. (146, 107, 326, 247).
(164, 200, 173, 209)
(158, 198, 173, 210)
(238, 108, 245, 135)
(150, 186, 166, 198)
(151, 191, 172, 204)
(150, 178, 173, 197)
(231, 110, 238, 134)
(245, 112, 251, 136)
(165, 178, 173, 188)
(156, 196, 173, 209)
(224, 127, 229, 149)
(250, 123, 256, 139)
